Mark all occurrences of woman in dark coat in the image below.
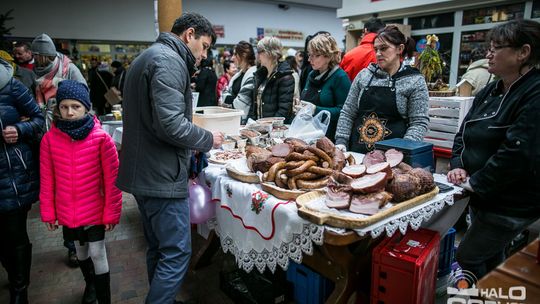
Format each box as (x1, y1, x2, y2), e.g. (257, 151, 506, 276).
(0, 59, 45, 303)
(249, 36, 295, 123)
(194, 56, 218, 107)
(448, 20, 540, 279)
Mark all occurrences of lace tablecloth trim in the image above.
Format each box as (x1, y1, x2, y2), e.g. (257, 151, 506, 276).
(215, 223, 324, 273)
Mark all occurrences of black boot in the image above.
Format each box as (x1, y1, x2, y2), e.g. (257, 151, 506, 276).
(8, 243, 32, 304)
(79, 258, 97, 304)
(94, 272, 111, 304)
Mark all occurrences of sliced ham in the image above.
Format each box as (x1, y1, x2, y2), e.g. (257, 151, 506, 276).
(350, 172, 388, 193)
(325, 188, 351, 209)
(342, 164, 366, 178)
(362, 150, 386, 167)
(271, 143, 293, 157)
(349, 191, 393, 215)
(365, 162, 392, 177)
(385, 149, 404, 167)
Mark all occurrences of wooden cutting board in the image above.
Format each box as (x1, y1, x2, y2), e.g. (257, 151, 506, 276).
(295, 187, 439, 229)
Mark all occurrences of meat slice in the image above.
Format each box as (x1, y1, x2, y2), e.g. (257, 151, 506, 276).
(325, 188, 351, 209)
(332, 172, 353, 185)
(365, 162, 392, 178)
(350, 172, 388, 193)
(349, 191, 393, 215)
(342, 164, 366, 178)
(362, 150, 386, 167)
(332, 149, 346, 171)
(385, 149, 404, 167)
(271, 143, 293, 157)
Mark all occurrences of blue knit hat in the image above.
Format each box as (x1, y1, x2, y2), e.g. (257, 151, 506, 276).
(56, 80, 91, 111)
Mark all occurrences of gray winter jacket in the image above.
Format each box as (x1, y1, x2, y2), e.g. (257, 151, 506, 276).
(116, 32, 213, 198)
(335, 63, 429, 147)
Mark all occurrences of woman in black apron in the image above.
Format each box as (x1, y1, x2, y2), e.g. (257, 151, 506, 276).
(335, 25, 429, 153)
(298, 33, 351, 141)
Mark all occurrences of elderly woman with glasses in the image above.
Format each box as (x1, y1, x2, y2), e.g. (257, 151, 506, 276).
(248, 36, 295, 123)
(447, 20, 540, 279)
(335, 25, 428, 153)
(296, 33, 351, 141)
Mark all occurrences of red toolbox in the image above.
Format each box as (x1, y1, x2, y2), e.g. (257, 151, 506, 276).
(371, 228, 441, 304)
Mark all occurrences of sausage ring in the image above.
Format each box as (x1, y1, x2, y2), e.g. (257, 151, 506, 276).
(307, 166, 334, 176)
(296, 177, 330, 190)
(267, 161, 286, 182)
(307, 146, 333, 168)
(286, 160, 317, 177)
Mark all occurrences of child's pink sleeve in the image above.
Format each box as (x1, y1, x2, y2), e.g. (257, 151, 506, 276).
(39, 135, 56, 223)
(101, 135, 122, 224)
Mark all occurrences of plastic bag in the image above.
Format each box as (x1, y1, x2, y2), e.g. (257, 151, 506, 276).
(286, 106, 330, 143)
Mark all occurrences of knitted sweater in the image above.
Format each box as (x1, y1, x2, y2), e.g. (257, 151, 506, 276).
(335, 63, 429, 147)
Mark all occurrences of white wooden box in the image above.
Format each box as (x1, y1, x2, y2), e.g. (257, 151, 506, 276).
(424, 96, 474, 149)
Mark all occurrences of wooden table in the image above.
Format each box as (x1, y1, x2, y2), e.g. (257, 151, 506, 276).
(478, 240, 540, 303)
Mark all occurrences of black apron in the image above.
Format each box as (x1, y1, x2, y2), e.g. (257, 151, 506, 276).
(349, 67, 419, 153)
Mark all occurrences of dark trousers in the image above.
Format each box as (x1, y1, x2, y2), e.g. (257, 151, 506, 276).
(134, 195, 191, 304)
(456, 207, 538, 279)
(0, 208, 30, 262)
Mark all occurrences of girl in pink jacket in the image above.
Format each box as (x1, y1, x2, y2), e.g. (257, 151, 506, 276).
(40, 80, 121, 304)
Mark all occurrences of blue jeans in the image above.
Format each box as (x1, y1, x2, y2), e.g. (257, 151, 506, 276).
(135, 195, 191, 304)
(456, 207, 538, 279)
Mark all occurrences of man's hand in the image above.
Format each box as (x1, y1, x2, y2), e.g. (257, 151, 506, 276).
(447, 168, 469, 185)
(105, 224, 116, 231)
(2, 126, 18, 144)
(45, 222, 58, 231)
(212, 131, 225, 149)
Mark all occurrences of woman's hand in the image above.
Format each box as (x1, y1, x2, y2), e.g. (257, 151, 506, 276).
(447, 168, 469, 185)
(45, 222, 58, 231)
(105, 224, 116, 231)
(2, 126, 18, 144)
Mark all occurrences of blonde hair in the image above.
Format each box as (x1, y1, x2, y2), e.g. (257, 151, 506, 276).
(308, 34, 341, 67)
(257, 36, 283, 61)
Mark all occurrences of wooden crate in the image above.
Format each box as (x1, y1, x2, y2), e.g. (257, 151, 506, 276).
(423, 97, 474, 149)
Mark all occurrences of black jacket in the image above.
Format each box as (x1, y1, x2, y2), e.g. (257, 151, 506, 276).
(194, 66, 217, 107)
(450, 68, 540, 218)
(0, 78, 45, 213)
(249, 61, 294, 123)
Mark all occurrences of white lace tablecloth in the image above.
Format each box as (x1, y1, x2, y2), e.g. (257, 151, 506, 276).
(202, 163, 324, 273)
(203, 157, 463, 274)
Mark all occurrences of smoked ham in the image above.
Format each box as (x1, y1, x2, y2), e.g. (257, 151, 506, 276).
(349, 191, 393, 215)
(350, 172, 388, 193)
(362, 150, 386, 167)
(341, 164, 366, 178)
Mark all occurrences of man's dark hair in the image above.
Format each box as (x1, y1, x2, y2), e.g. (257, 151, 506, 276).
(223, 59, 232, 72)
(13, 42, 31, 51)
(364, 14, 385, 33)
(171, 12, 217, 45)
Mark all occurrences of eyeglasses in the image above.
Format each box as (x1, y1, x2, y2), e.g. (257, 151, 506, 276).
(487, 45, 512, 54)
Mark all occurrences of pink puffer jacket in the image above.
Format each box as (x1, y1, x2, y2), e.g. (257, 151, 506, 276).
(39, 118, 122, 228)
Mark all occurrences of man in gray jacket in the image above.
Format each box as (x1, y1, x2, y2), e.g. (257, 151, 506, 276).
(117, 13, 223, 303)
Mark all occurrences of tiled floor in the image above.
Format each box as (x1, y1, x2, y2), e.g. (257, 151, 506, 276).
(0, 193, 234, 304)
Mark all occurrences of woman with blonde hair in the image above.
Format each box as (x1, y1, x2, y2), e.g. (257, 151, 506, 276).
(297, 33, 351, 140)
(248, 36, 295, 123)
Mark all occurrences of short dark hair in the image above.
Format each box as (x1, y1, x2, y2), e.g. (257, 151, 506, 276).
(111, 60, 122, 68)
(376, 25, 416, 58)
(223, 59, 232, 72)
(235, 41, 255, 66)
(285, 55, 298, 71)
(488, 19, 540, 67)
(364, 15, 386, 33)
(171, 12, 217, 45)
(13, 42, 31, 51)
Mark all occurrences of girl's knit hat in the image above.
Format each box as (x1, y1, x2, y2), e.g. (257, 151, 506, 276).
(56, 80, 92, 111)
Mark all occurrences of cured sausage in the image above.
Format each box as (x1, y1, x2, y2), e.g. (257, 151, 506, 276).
(267, 161, 286, 182)
(346, 154, 356, 166)
(275, 168, 288, 188)
(307, 166, 333, 176)
(307, 146, 333, 168)
(286, 160, 317, 177)
(285, 160, 305, 170)
(285, 152, 318, 162)
(296, 177, 329, 189)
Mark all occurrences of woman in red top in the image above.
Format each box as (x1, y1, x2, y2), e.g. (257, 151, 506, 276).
(216, 59, 237, 100)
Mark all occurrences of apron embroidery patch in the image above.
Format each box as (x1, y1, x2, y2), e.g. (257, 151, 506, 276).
(358, 112, 392, 150)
